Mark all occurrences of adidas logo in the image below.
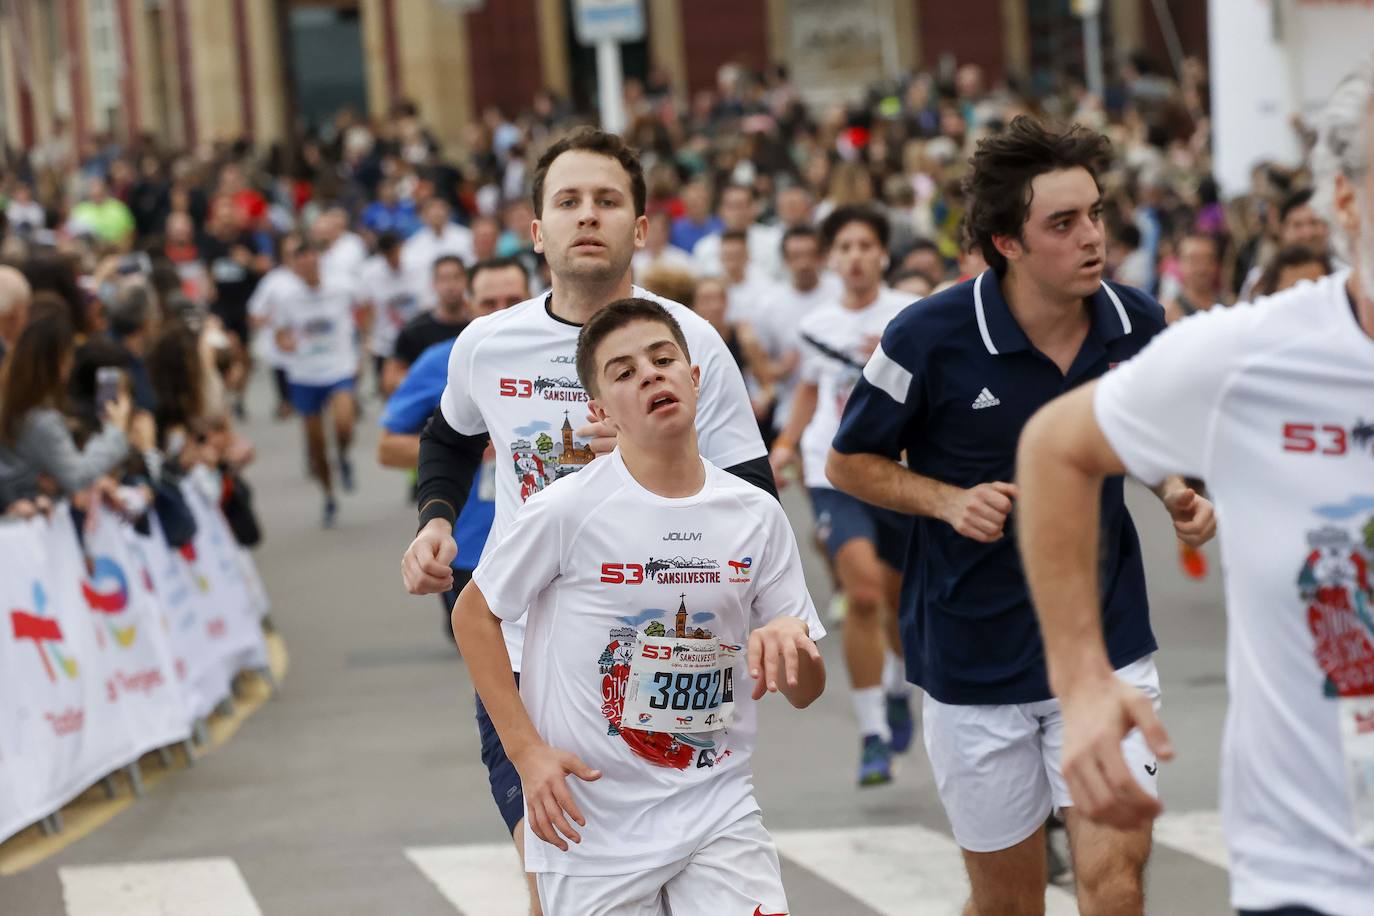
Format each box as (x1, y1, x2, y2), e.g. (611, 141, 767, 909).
(971, 387, 1001, 410)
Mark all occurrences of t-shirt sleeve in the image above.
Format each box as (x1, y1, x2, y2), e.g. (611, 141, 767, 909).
(831, 317, 927, 460)
(749, 498, 826, 640)
(380, 354, 446, 433)
(690, 320, 768, 469)
(1093, 307, 1244, 486)
(438, 324, 488, 436)
(471, 488, 563, 623)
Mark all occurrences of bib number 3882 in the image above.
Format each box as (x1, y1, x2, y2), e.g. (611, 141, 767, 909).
(622, 636, 736, 733)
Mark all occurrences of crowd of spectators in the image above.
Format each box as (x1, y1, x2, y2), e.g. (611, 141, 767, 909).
(0, 49, 1338, 524)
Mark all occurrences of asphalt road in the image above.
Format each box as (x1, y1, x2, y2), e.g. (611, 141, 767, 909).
(2, 372, 1236, 916)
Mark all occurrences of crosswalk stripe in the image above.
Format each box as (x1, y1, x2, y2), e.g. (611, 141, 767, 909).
(405, 843, 530, 916)
(1154, 809, 1230, 870)
(774, 824, 1078, 915)
(59, 857, 264, 916)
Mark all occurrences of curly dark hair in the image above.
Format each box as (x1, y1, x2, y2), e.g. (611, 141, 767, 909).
(963, 115, 1113, 273)
(531, 128, 646, 218)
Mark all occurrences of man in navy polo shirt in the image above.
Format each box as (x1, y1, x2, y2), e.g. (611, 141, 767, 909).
(827, 116, 1216, 915)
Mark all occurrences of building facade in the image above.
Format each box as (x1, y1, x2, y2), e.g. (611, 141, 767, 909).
(0, 0, 1209, 156)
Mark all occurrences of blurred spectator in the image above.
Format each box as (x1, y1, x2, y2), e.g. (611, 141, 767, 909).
(1164, 233, 1227, 323)
(361, 177, 421, 239)
(1255, 245, 1333, 298)
(632, 210, 694, 282)
(68, 175, 135, 248)
(693, 184, 783, 280)
(0, 311, 131, 498)
(0, 266, 33, 364)
(105, 282, 161, 413)
(671, 177, 722, 254)
(402, 198, 475, 305)
(4, 184, 46, 237)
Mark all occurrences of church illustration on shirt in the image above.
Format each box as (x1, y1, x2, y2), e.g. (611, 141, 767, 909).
(510, 412, 596, 502)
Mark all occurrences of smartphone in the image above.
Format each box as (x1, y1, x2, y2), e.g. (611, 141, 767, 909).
(95, 366, 123, 412)
(117, 252, 152, 277)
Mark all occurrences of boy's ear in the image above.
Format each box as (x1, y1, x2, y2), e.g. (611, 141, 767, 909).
(588, 399, 617, 431)
(690, 364, 701, 393)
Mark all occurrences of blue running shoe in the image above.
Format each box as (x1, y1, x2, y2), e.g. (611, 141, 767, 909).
(858, 734, 893, 786)
(322, 498, 338, 529)
(339, 458, 355, 493)
(887, 694, 915, 754)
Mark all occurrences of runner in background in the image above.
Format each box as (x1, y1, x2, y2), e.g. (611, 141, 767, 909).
(359, 232, 423, 394)
(382, 256, 469, 395)
(770, 206, 914, 786)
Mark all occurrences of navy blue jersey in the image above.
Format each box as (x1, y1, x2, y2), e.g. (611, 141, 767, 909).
(832, 270, 1167, 705)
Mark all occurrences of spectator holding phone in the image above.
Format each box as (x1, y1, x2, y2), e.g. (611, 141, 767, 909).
(0, 311, 131, 498)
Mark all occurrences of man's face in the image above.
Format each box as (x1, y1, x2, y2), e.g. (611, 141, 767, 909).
(425, 200, 450, 232)
(776, 187, 812, 228)
(1002, 167, 1105, 301)
(433, 262, 467, 310)
(1281, 203, 1330, 252)
(1275, 260, 1328, 293)
(532, 150, 645, 287)
(682, 181, 710, 220)
(589, 319, 700, 447)
(1178, 237, 1219, 290)
(88, 178, 108, 202)
(472, 218, 500, 260)
(718, 188, 754, 231)
(468, 265, 529, 318)
(382, 246, 402, 269)
(829, 221, 885, 294)
(720, 238, 749, 281)
(783, 235, 821, 289)
(906, 248, 944, 284)
(167, 213, 194, 245)
(292, 245, 321, 285)
(646, 213, 671, 250)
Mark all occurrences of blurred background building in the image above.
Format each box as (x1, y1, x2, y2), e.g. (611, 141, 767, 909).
(0, 0, 1208, 156)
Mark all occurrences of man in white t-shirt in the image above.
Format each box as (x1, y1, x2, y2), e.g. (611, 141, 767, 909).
(770, 206, 914, 787)
(403, 198, 476, 306)
(454, 298, 824, 915)
(631, 210, 694, 282)
(359, 231, 423, 387)
(400, 129, 771, 916)
(248, 234, 303, 418)
(718, 229, 775, 327)
(747, 226, 842, 439)
(269, 234, 361, 527)
(315, 206, 368, 284)
(1016, 60, 1374, 916)
(693, 184, 783, 281)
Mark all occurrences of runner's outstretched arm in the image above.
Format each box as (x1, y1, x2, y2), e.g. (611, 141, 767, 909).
(1016, 383, 1174, 830)
(402, 408, 488, 595)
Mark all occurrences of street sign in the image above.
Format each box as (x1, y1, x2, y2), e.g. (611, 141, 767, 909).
(573, 0, 645, 46)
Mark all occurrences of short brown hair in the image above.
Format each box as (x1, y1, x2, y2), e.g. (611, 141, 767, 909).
(963, 115, 1112, 272)
(531, 128, 646, 218)
(575, 298, 690, 399)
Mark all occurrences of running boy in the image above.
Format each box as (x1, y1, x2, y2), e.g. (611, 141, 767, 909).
(453, 299, 824, 915)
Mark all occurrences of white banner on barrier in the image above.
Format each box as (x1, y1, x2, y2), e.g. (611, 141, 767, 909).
(0, 497, 271, 844)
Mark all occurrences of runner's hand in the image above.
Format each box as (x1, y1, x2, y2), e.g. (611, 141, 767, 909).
(1059, 676, 1174, 830)
(747, 617, 821, 700)
(575, 412, 617, 457)
(401, 519, 457, 595)
(1163, 487, 1216, 548)
(275, 327, 297, 353)
(768, 443, 798, 489)
(942, 481, 1017, 542)
(510, 743, 601, 851)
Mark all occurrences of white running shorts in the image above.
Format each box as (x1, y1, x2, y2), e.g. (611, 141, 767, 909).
(922, 654, 1162, 853)
(535, 811, 789, 916)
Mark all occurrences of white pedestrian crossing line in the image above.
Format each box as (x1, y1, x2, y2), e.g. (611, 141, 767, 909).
(775, 824, 1078, 915)
(55, 815, 1233, 915)
(406, 843, 530, 916)
(1154, 809, 1230, 870)
(60, 857, 264, 916)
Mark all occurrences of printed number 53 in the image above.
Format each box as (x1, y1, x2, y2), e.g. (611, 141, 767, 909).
(499, 378, 533, 398)
(601, 563, 645, 584)
(1283, 422, 1347, 455)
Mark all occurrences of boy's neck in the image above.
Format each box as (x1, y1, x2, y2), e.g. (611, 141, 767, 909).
(618, 431, 705, 498)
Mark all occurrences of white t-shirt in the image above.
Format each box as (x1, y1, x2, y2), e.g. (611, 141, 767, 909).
(247, 267, 302, 369)
(1094, 270, 1374, 915)
(798, 287, 913, 489)
(749, 275, 843, 431)
(724, 272, 776, 327)
(269, 279, 359, 386)
(439, 287, 768, 668)
(403, 223, 476, 305)
(322, 232, 368, 284)
(359, 257, 423, 357)
(631, 245, 695, 282)
(473, 449, 823, 875)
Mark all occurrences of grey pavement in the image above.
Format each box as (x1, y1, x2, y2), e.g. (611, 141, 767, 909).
(1, 370, 1235, 915)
